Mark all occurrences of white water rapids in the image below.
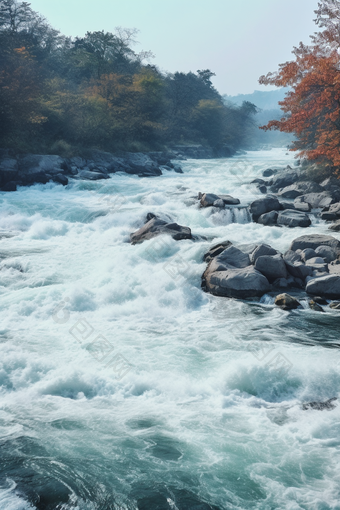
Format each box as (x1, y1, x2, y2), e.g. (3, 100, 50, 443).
(1, 149, 340, 510)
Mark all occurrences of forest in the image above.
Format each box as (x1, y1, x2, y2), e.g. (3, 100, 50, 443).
(0, 0, 259, 156)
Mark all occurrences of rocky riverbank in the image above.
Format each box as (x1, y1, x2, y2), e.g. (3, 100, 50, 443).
(0, 145, 237, 192)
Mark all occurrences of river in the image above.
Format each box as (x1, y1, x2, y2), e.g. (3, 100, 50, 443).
(1, 148, 340, 510)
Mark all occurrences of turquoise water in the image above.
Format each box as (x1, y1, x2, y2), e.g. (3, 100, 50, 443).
(0, 149, 340, 509)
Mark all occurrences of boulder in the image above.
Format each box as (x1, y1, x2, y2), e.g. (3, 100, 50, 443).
(1, 181, 18, 191)
(200, 193, 239, 207)
(203, 265, 270, 299)
(263, 168, 278, 177)
(315, 245, 337, 263)
(305, 257, 329, 272)
(279, 201, 296, 210)
(284, 250, 302, 264)
(249, 196, 280, 219)
(257, 210, 278, 226)
(0, 158, 19, 186)
(300, 248, 317, 262)
(330, 301, 340, 309)
(285, 261, 312, 280)
(320, 177, 340, 190)
(270, 170, 300, 190)
(275, 293, 301, 310)
(313, 296, 328, 305)
(130, 218, 192, 244)
(250, 244, 278, 264)
(293, 199, 311, 212)
(277, 210, 311, 228)
(255, 254, 287, 281)
(309, 300, 324, 312)
(208, 246, 250, 272)
(294, 191, 334, 209)
(251, 178, 266, 185)
(203, 241, 233, 263)
(277, 181, 322, 199)
(321, 202, 340, 221)
(54, 173, 68, 186)
(18, 154, 65, 176)
(306, 274, 340, 299)
(173, 164, 183, 174)
(290, 234, 340, 254)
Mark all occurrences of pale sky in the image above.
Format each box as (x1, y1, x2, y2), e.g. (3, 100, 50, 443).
(28, 0, 319, 95)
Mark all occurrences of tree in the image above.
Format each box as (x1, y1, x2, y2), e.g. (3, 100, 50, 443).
(259, 0, 340, 170)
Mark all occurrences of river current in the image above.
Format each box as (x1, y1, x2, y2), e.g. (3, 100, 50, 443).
(1, 149, 340, 510)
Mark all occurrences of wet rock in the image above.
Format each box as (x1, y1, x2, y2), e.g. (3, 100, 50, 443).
(285, 260, 313, 281)
(255, 255, 287, 281)
(173, 164, 183, 174)
(203, 241, 232, 263)
(278, 181, 322, 199)
(200, 193, 240, 207)
(1, 181, 18, 191)
(263, 168, 278, 177)
(257, 210, 278, 226)
(306, 274, 340, 299)
(130, 218, 192, 244)
(330, 301, 340, 309)
(315, 245, 337, 263)
(249, 196, 280, 219)
(275, 293, 301, 310)
(258, 185, 267, 194)
(290, 234, 340, 254)
(79, 170, 110, 180)
(273, 278, 289, 289)
(284, 250, 302, 264)
(270, 169, 300, 191)
(309, 300, 324, 312)
(302, 398, 337, 411)
(279, 201, 296, 210)
(277, 210, 311, 228)
(203, 265, 270, 299)
(250, 244, 278, 264)
(251, 178, 266, 185)
(313, 296, 328, 305)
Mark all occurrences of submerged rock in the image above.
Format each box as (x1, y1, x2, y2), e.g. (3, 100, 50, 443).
(302, 398, 337, 411)
(275, 293, 301, 310)
(130, 217, 192, 244)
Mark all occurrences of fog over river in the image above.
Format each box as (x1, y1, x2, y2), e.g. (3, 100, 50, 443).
(1, 149, 340, 510)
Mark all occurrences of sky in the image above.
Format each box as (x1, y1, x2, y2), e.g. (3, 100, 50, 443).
(28, 0, 320, 96)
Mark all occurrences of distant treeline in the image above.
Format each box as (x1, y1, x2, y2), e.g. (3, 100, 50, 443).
(0, 0, 259, 155)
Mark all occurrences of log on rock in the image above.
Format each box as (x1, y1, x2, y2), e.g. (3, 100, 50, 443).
(130, 217, 192, 244)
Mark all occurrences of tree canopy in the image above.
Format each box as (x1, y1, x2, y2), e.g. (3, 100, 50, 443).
(259, 0, 340, 171)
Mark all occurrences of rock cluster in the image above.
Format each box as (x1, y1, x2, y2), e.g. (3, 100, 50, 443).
(130, 213, 192, 244)
(202, 234, 340, 303)
(0, 150, 184, 191)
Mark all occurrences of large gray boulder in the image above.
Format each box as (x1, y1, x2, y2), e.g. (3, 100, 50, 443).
(255, 255, 287, 281)
(294, 191, 334, 209)
(270, 169, 300, 191)
(277, 210, 311, 228)
(306, 275, 340, 299)
(290, 234, 340, 254)
(250, 244, 278, 264)
(257, 210, 278, 225)
(208, 246, 250, 273)
(130, 218, 192, 244)
(18, 154, 65, 175)
(203, 266, 270, 298)
(315, 245, 338, 263)
(305, 257, 329, 272)
(278, 181, 322, 199)
(249, 196, 280, 218)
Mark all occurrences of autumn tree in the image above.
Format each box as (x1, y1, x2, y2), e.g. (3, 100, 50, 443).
(259, 0, 340, 170)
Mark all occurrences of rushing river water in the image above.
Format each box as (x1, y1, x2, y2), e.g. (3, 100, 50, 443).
(1, 149, 340, 510)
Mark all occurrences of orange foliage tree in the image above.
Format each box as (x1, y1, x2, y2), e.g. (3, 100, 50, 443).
(259, 0, 340, 170)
